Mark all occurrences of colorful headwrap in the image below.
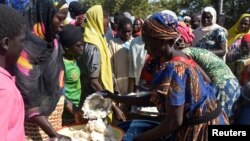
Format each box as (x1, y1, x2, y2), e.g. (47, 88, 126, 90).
(54, 0, 68, 10)
(24, 0, 57, 42)
(24, 0, 67, 42)
(177, 22, 194, 44)
(4, 0, 30, 12)
(142, 11, 179, 40)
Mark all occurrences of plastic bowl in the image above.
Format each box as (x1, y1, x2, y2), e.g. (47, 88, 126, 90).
(117, 120, 160, 141)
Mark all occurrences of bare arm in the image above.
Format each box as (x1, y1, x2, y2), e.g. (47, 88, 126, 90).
(30, 115, 58, 138)
(90, 77, 103, 91)
(27, 108, 70, 140)
(134, 95, 184, 141)
(112, 103, 126, 121)
(210, 41, 226, 58)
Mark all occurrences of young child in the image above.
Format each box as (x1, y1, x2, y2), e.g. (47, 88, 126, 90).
(59, 24, 84, 125)
(0, 4, 26, 141)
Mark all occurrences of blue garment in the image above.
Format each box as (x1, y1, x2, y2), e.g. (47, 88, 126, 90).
(213, 78, 241, 117)
(123, 41, 131, 51)
(195, 27, 227, 50)
(150, 61, 228, 140)
(5, 0, 30, 12)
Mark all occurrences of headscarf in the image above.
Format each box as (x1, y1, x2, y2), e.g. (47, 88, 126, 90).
(228, 13, 250, 46)
(142, 10, 179, 40)
(84, 5, 114, 92)
(15, 0, 66, 116)
(183, 16, 191, 21)
(177, 22, 195, 44)
(24, 0, 57, 42)
(4, 0, 30, 12)
(200, 6, 219, 31)
(193, 6, 221, 45)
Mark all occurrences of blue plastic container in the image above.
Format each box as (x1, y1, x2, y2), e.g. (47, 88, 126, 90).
(117, 120, 160, 141)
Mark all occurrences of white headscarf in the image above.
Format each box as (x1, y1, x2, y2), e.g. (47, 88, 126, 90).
(193, 6, 221, 45)
(200, 6, 220, 31)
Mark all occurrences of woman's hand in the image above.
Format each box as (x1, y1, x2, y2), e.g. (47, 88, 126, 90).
(112, 104, 126, 121)
(74, 111, 87, 124)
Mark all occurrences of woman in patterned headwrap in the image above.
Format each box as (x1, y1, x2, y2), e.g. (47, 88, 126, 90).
(13, 0, 71, 140)
(104, 10, 229, 141)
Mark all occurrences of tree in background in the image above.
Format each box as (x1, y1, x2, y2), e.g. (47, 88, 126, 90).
(79, 0, 250, 28)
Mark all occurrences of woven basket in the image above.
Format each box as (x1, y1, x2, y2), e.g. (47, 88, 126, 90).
(25, 96, 65, 141)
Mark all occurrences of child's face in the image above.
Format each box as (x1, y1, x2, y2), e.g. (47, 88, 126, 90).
(68, 40, 84, 57)
(184, 19, 191, 27)
(5, 28, 26, 68)
(240, 40, 250, 56)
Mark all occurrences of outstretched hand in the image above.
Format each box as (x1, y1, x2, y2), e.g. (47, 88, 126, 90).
(113, 105, 126, 121)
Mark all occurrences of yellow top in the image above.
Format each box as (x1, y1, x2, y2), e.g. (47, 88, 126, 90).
(84, 5, 114, 93)
(228, 13, 250, 47)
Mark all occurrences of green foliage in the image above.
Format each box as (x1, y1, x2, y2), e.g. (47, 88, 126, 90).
(80, 0, 249, 27)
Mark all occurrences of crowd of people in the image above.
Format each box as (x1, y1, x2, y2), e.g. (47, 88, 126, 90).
(0, 0, 250, 141)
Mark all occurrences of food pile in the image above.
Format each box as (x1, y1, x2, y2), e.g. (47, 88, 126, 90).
(59, 92, 117, 141)
(65, 118, 117, 141)
(82, 92, 112, 119)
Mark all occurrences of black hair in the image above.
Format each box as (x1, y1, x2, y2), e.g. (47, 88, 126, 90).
(0, 4, 26, 40)
(114, 14, 126, 22)
(59, 24, 83, 48)
(69, 1, 86, 17)
(191, 12, 201, 18)
(118, 17, 132, 30)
